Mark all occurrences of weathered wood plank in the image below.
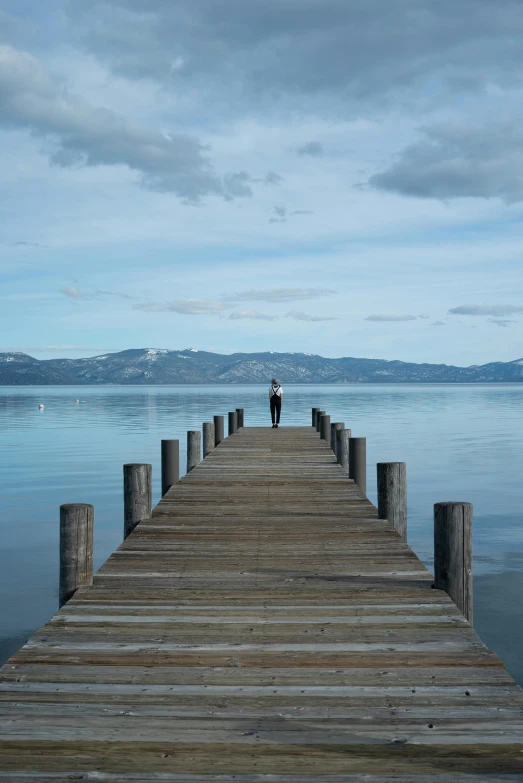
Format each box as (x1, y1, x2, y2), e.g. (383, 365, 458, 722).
(1, 425, 523, 779)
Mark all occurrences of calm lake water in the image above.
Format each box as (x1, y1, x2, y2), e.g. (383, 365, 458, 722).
(1, 384, 523, 681)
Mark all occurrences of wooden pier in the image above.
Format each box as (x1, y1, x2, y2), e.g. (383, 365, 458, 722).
(2, 424, 523, 780)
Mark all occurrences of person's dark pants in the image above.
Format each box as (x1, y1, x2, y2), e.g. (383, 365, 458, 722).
(270, 395, 282, 424)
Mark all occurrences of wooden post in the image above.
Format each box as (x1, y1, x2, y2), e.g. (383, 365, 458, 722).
(377, 462, 407, 539)
(336, 428, 351, 472)
(228, 411, 238, 435)
(203, 422, 215, 457)
(236, 408, 244, 428)
(59, 503, 94, 608)
(349, 437, 366, 495)
(331, 422, 344, 457)
(161, 439, 179, 497)
(320, 414, 331, 445)
(316, 410, 325, 433)
(187, 431, 201, 472)
(124, 464, 152, 538)
(434, 502, 473, 623)
(312, 407, 320, 427)
(214, 415, 224, 446)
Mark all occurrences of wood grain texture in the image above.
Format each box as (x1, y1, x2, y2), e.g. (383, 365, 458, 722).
(1, 426, 522, 780)
(123, 465, 151, 539)
(59, 503, 93, 608)
(377, 462, 407, 541)
(187, 431, 201, 473)
(202, 423, 215, 458)
(434, 502, 473, 623)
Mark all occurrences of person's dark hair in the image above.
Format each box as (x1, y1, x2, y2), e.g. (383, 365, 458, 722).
(271, 377, 280, 385)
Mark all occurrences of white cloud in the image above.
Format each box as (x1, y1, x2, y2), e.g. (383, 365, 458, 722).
(488, 319, 516, 328)
(370, 121, 523, 203)
(95, 289, 134, 300)
(0, 45, 252, 203)
(223, 288, 337, 303)
(60, 286, 88, 298)
(134, 299, 229, 314)
(365, 313, 428, 322)
(60, 286, 133, 300)
(269, 205, 287, 223)
(297, 141, 323, 157)
(449, 304, 523, 316)
(285, 310, 339, 322)
(268, 205, 314, 223)
(263, 171, 284, 185)
(228, 309, 277, 321)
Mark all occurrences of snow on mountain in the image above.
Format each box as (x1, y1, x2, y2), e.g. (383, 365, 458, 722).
(1, 348, 523, 384)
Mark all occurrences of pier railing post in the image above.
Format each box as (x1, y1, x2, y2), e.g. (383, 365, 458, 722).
(59, 503, 94, 608)
(331, 422, 344, 457)
(320, 414, 331, 445)
(228, 411, 238, 435)
(434, 502, 473, 623)
(315, 410, 325, 432)
(123, 463, 153, 538)
(336, 429, 351, 473)
(312, 407, 320, 427)
(203, 422, 215, 457)
(214, 415, 224, 446)
(161, 439, 179, 497)
(377, 462, 407, 539)
(236, 408, 244, 428)
(124, 464, 152, 538)
(187, 431, 201, 472)
(349, 437, 366, 495)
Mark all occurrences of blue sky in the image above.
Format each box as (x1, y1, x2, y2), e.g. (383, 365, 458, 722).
(1, 0, 523, 364)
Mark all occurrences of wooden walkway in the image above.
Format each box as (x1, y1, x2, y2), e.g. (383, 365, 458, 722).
(2, 425, 523, 780)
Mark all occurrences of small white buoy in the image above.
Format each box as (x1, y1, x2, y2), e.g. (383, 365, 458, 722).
(75, 399, 80, 404)
(38, 404, 44, 410)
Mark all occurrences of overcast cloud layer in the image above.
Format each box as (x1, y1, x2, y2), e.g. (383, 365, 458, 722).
(67, 0, 523, 101)
(1, 0, 522, 363)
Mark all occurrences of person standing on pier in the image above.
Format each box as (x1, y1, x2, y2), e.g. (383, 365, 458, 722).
(269, 378, 283, 428)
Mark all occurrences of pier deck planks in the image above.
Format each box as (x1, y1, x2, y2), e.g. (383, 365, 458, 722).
(1, 425, 523, 781)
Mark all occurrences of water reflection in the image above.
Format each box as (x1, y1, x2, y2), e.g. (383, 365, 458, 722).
(1, 384, 523, 681)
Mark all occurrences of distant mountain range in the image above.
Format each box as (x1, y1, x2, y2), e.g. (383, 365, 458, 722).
(1, 348, 523, 384)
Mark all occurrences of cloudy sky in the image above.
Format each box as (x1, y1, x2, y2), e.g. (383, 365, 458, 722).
(2, 0, 523, 364)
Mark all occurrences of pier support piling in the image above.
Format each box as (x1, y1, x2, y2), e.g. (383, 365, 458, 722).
(434, 502, 473, 623)
(214, 415, 224, 446)
(203, 422, 215, 457)
(377, 462, 407, 539)
(228, 411, 238, 436)
(320, 414, 331, 446)
(236, 408, 244, 428)
(331, 422, 345, 457)
(312, 407, 320, 427)
(124, 464, 152, 539)
(59, 503, 94, 608)
(349, 437, 366, 495)
(315, 410, 325, 432)
(187, 431, 201, 473)
(336, 428, 351, 473)
(320, 413, 331, 446)
(161, 439, 179, 497)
